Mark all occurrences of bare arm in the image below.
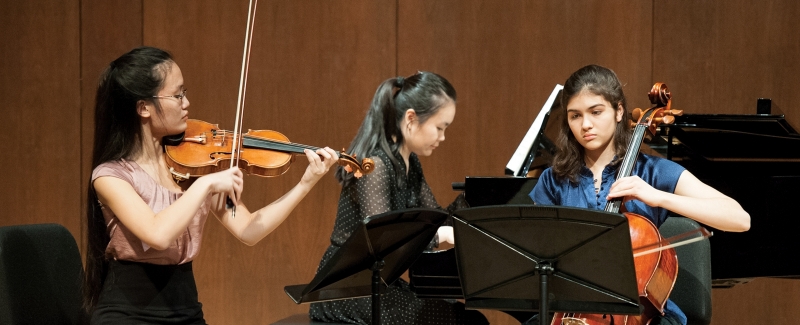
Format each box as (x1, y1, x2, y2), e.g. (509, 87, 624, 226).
(211, 148, 338, 246)
(608, 170, 751, 232)
(93, 167, 242, 250)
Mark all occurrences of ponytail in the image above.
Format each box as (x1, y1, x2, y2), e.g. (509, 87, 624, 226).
(335, 71, 456, 186)
(335, 77, 403, 185)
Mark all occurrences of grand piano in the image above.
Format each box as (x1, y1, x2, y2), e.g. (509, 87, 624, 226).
(409, 91, 800, 298)
(656, 111, 800, 286)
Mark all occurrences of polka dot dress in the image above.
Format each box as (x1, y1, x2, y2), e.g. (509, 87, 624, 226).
(309, 149, 488, 325)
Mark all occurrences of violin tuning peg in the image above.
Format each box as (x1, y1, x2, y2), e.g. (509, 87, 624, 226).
(354, 171, 363, 178)
(654, 117, 663, 124)
(662, 115, 675, 124)
(344, 165, 353, 173)
(629, 121, 637, 128)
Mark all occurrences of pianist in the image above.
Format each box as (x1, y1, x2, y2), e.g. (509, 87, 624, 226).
(529, 64, 750, 325)
(309, 72, 488, 325)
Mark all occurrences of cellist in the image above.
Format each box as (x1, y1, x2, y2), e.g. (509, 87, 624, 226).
(529, 64, 750, 325)
(83, 47, 339, 324)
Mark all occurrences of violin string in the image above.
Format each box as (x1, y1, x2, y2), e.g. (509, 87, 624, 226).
(215, 132, 324, 151)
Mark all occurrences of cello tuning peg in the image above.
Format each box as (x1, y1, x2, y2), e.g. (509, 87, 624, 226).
(665, 109, 683, 116)
(632, 108, 643, 121)
(654, 117, 663, 124)
(662, 115, 675, 124)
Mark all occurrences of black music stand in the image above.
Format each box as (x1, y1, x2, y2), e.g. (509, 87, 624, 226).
(452, 205, 641, 325)
(284, 208, 449, 325)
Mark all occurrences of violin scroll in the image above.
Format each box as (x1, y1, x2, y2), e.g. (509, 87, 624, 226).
(339, 150, 374, 178)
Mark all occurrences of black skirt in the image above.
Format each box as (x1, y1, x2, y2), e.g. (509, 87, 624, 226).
(91, 260, 206, 325)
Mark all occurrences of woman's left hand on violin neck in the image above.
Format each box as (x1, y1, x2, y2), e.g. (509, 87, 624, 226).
(299, 147, 339, 186)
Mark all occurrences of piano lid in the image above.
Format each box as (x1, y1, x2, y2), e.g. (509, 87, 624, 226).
(505, 84, 562, 176)
(662, 114, 800, 162)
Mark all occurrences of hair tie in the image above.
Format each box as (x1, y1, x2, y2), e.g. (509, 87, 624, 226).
(394, 76, 405, 89)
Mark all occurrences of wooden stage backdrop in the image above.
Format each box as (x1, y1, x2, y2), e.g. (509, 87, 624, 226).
(1, 1, 798, 324)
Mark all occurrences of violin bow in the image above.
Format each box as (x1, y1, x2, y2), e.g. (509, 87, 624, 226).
(228, 0, 259, 218)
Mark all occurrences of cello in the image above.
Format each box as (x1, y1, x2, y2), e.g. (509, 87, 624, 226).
(552, 83, 685, 325)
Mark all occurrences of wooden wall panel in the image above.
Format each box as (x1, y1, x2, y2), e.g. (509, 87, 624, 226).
(0, 1, 82, 238)
(653, 1, 800, 324)
(397, 0, 653, 198)
(143, 1, 396, 323)
(711, 278, 800, 324)
(397, 1, 651, 323)
(653, 0, 800, 128)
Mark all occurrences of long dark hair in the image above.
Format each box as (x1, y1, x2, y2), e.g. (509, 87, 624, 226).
(83, 46, 173, 312)
(335, 71, 456, 186)
(551, 64, 632, 183)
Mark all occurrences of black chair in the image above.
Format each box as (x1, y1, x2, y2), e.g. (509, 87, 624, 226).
(0, 223, 88, 325)
(659, 216, 712, 325)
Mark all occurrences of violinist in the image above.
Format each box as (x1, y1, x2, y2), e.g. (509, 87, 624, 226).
(83, 46, 339, 324)
(529, 64, 750, 325)
(309, 72, 489, 325)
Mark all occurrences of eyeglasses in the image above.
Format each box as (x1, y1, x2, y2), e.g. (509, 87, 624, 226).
(152, 89, 187, 104)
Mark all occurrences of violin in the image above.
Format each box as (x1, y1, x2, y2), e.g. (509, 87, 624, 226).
(552, 83, 685, 325)
(164, 119, 374, 182)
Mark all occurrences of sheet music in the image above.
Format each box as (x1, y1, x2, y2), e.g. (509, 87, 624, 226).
(505, 84, 563, 176)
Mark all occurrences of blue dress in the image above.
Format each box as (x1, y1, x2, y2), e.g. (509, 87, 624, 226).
(529, 153, 688, 325)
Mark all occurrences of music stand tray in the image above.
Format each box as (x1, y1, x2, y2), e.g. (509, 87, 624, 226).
(452, 204, 641, 324)
(284, 208, 449, 324)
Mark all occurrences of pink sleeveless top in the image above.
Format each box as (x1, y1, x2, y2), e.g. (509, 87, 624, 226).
(91, 159, 210, 265)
